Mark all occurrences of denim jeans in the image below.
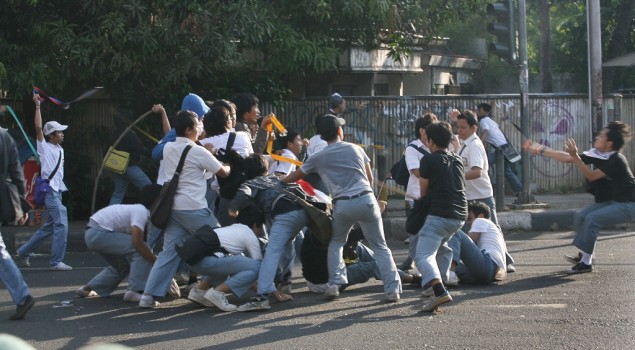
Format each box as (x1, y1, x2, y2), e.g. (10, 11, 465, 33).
(345, 243, 408, 287)
(144, 208, 220, 297)
(108, 165, 152, 205)
(18, 190, 68, 267)
(0, 229, 30, 305)
(329, 193, 401, 294)
(191, 255, 261, 298)
(573, 201, 635, 254)
(488, 149, 522, 194)
(257, 209, 307, 295)
(84, 227, 152, 295)
(447, 230, 498, 284)
(415, 215, 464, 287)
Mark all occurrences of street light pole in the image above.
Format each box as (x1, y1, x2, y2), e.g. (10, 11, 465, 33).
(587, 0, 603, 137)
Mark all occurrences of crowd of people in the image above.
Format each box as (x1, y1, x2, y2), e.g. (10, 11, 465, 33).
(2, 93, 635, 321)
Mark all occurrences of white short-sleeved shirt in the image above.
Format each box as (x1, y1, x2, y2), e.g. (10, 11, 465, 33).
(90, 204, 149, 234)
(300, 142, 371, 198)
(306, 134, 327, 157)
(200, 131, 253, 158)
(469, 218, 506, 270)
(163, 137, 223, 210)
(37, 139, 67, 192)
(269, 149, 298, 176)
(405, 140, 429, 201)
(459, 133, 493, 200)
(215, 224, 263, 260)
(478, 117, 507, 147)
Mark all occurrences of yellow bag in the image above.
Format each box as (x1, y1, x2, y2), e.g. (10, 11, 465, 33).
(103, 147, 130, 175)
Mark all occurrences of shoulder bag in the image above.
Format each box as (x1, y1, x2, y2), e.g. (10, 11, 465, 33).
(150, 145, 192, 229)
(33, 151, 62, 208)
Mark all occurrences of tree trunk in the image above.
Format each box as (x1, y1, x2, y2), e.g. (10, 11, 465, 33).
(603, 0, 635, 93)
(538, 0, 553, 92)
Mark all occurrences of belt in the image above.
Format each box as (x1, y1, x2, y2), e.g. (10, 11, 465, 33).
(333, 190, 372, 203)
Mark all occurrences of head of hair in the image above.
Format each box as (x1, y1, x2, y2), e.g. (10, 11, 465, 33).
(232, 93, 259, 121)
(425, 121, 453, 148)
(457, 110, 479, 128)
(277, 129, 300, 150)
(139, 184, 163, 210)
(414, 113, 438, 136)
(211, 99, 232, 112)
(468, 201, 491, 219)
(235, 205, 266, 228)
(173, 110, 198, 137)
(605, 121, 632, 151)
(477, 103, 492, 113)
(244, 153, 269, 179)
(203, 107, 230, 137)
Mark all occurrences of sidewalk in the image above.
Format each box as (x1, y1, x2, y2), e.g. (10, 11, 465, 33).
(0, 192, 601, 253)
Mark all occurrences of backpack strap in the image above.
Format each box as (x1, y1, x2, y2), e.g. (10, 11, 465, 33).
(407, 143, 429, 157)
(47, 151, 63, 181)
(225, 132, 236, 151)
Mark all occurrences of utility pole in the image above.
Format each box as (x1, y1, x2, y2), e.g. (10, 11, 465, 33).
(588, 0, 603, 136)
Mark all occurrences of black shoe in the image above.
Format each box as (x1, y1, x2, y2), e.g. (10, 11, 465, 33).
(565, 262, 593, 274)
(410, 273, 423, 287)
(399, 261, 414, 271)
(564, 253, 595, 265)
(9, 295, 35, 320)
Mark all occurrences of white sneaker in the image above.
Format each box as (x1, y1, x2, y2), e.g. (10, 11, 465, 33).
(188, 287, 215, 308)
(123, 291, 142, 302)
(445, 271, 459, 287)
(17, 255, 30, 268)
(421, 287, 434, 298)
(139, 295, 159, 308)
(168, 278, 181, 298)
(75, 287, 97, 298)
(51, 262, 73, 271)
(204, 289, 237, 312)
(324, 284, 340, 300)
(385, 292, 400, 302)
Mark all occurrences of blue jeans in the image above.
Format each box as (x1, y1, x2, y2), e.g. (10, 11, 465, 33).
(415, 215, 464, 287)
(108, 165, 152, 205)
(18, 190, 68, 267)
(573, 201, 635, 254)
(345, 243, 408, 287)
(191, 255, 261, 298)
(0, 229, 30, 305)
(488, 149, 522, 194)
(328, 193, 401, 294)
(84, 227, 152, 295)
(144, 208, 220, 297)
(447, 230, 498, 284)
(257, 209, 307, 295)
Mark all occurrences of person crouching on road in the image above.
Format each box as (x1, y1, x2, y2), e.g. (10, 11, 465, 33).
(75, 185, 162, 302)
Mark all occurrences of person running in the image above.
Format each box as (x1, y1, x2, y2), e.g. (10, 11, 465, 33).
(523, 121, 635, 274)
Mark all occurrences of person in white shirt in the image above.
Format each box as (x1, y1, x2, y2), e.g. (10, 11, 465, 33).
(399, 114, 435, 271)
(75, 185, 161, 302)
(17, 93, 72, 271)
(446, 202, 507, 284)
(186, 206, 267, 312)
(139, 110, 230, 308)
(269, 129, 303, 176)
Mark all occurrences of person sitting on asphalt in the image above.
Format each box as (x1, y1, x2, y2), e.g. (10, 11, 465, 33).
(446, 202, 507, 285)
(301, 224, 422, 294)
(229, 154, 308, 311)
(523, 121, 635, 274)
(75, 184, 163, 302)
(185, 206, 266, 312)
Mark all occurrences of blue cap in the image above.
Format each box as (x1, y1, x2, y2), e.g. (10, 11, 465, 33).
(181, 93, 209, 120)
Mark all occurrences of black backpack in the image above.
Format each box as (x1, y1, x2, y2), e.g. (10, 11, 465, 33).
(215, 132, 248, 199)
(389, 144, 429, 187)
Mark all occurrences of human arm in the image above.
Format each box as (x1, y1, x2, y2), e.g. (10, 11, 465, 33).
(152, 104, 171, 135)
(151, 129, 176, 160)
(33, 93, 44, 142)
(419, 177, 429, 197)
(251, 115, 273, 154)
(282, 168, 305, 184)
(365, 162, 374, 187)
(522, 140, 576, 163)
(131, 225, 156, 264)
(478, 129, 488, 143)
(565, 138, 607, 182)
(464, 166, 483, 181)
(467, 231, 481, 243)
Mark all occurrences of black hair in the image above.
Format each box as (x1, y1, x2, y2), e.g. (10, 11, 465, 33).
(232, 93, 259, 121)
(277, 129, 300, 150)
(457, 110, 479, 128)
(425, 121, 453, 149)
(477, 103, 492, 113)
(414, 113, 438, 137)
(211, 99, 233, 112)
(235, 205, 266, 228)
(139, 184, 163, 210)
(203, 107, 230, 137)
(174, 110, 198, 137)
(244, 153, 269, 179)
(468, 201, 491, 219)
(605, 121, 632, 151)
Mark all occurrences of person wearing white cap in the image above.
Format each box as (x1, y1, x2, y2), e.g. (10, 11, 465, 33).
(16, 93, 72, 271)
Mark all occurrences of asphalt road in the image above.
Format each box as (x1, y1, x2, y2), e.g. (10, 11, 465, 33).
(2, 229, 635, 350)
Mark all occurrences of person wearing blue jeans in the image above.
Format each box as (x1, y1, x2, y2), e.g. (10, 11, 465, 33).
(414, 121, 467, 313)
(18, 93, 72, 271)
(0, 126, 35, 320)
(524, 121, 635, 274)
(109, 165, 152, 205)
